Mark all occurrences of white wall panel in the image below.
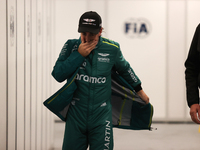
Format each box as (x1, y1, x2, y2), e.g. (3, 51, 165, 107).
(167, 1, 187, 120)
(0, 0, 55, 149)
(16, 0, 25, 149)
(31, 0, 37, 149)
(107, 0, 167, 119)
(24, 0, 31, 149)
(36, 0, 43, 149)
(0, 0, 7, 149)
(42, 0, 47, 149)
(7, 0, 17, 149)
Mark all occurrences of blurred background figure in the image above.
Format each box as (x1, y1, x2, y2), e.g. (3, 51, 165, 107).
(185, 23, 200, 124)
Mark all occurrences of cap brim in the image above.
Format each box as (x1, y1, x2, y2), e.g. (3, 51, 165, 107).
(78, 26, 100, 34)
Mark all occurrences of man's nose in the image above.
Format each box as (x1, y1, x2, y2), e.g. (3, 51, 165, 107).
(85, 32, 91, 42)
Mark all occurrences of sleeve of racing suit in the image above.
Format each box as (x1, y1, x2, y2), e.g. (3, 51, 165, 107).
(113, 46, 142, 92)
(185, 24, 200, 107)
(52, 40, 85, 82)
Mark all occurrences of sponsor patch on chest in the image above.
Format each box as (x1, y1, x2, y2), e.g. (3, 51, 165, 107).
(98, 53, 110, 63)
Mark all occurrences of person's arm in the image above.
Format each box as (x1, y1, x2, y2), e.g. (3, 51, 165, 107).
(185, 24, 200, 124)
(114, 46, 149, 104)
(52, 40, 85, 82)
(52, 38, 98, 82)
(185, 24, 200, 107)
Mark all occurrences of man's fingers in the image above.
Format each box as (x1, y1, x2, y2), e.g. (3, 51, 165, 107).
(190, 104, 200, 124)
(85, 41, 97, 51)
(78, 40, 98, 57)
(88, 40, 98, 47)
(197, 112, 200, 123)
(193, 117, 200, 124)
(190, 112, 200, 124)
(190, 112, 197, 123)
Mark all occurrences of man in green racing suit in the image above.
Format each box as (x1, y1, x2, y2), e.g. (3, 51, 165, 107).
(52, 11, 149, 150)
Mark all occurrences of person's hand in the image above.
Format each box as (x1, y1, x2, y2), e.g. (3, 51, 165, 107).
(136, 90, 149, 104)
(78, 38, 98, 57)
(190, 104, 200, 124)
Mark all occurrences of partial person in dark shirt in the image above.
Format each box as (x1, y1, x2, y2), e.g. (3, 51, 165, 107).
(185, 23, 200, 124)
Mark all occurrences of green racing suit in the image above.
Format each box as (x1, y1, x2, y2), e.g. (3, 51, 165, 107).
(52, 36, 142, 150)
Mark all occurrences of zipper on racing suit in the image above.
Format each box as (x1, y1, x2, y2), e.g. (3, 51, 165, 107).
(87, 50, 95, 128)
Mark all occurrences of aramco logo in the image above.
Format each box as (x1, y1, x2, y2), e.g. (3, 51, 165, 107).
(124, 18, 151, 38)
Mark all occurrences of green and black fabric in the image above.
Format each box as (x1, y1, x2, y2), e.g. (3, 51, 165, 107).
(44, 69, 153, 130)
(111, 71, 153, 130)
(43, 68, 79, 121)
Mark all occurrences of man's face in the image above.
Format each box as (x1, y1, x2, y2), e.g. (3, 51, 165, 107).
(80, 32, 99, 43)
(80, 28, 102, 43)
